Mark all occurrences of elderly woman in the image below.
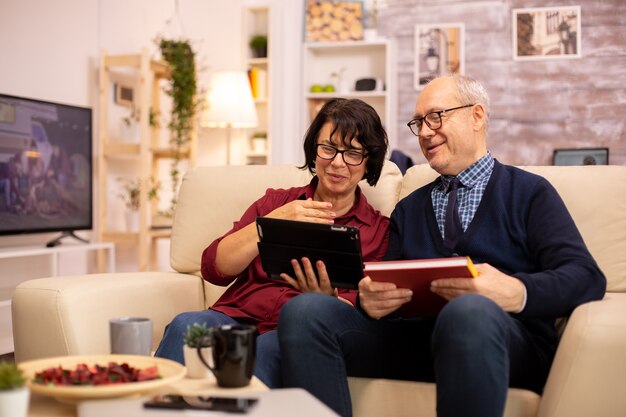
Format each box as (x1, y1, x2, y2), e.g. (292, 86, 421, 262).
(155, 98, 390, 388)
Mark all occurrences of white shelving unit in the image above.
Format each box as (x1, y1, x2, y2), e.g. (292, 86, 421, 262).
(302, 39, 397, 151)
(243, 5, 271, 165)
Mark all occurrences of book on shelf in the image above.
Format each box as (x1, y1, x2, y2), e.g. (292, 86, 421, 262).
(364, 256, 478, 317)
(247, 67, 267, 99)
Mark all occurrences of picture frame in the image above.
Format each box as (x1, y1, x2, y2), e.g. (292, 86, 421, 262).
(114, 83, 134, 107)
(304, 1, 364, 43)
(552, 147, 609, 166)
(414, 23, 465, 90)
(513, 5, 581, 61)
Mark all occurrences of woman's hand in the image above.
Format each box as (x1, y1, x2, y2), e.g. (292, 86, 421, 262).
(266, 198, 336, 224)
(280, 257, 336, 296)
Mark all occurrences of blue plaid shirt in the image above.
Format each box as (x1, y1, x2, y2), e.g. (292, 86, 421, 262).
(432, 152, 495, 238)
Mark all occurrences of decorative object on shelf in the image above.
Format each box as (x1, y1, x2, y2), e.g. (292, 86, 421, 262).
(117, 177, 160, 232)
(330, 66, 349, 93)
(355, 77, 384, 91)
(0, 361, 29, 417)
(513, 5, 581, 61)
(202, 70, 258, 165)
(119, 106, 159, 143)
(249, 34, 268, 58)
(114, 83, 134, 107)
(158, 38, 199, 214)
(414, 23, 465, 90)
(251, 132, 267, 154)
(182, 322, 214, 379)
(248, 67, 268, 99)
(304, 1, 363, 42)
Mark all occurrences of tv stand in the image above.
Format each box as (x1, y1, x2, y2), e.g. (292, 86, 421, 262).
(45, 231, 90, 248)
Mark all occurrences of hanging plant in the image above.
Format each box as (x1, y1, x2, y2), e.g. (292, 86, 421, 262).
(158, 38, 199, 215)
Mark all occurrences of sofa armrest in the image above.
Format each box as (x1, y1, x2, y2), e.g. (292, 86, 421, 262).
(12, 272, 204, 363)
(538, 292, 626, 417)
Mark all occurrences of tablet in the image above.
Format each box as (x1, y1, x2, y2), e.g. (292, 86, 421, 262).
(256, 217, 364, 289)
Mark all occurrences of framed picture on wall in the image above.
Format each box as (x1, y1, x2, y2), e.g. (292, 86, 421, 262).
(513, 5, 581, 61)
(304, 1, 364, 42)
(414, 23, 465, 90)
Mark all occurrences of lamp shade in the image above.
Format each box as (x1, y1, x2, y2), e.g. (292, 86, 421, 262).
(201, 70, 258, 128)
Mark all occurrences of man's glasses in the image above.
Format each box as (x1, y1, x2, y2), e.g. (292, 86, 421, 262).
(316, 144, 368, 166)
(406, 104, 475, 136)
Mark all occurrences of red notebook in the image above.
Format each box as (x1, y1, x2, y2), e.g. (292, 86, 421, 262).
(364, 256, 478, 317)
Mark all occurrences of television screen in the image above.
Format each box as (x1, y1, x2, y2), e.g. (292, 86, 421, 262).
(0, 93, 92, 237)
(553, 148, 609, 166)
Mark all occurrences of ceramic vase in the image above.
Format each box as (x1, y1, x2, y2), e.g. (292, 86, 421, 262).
(0, 387, 29, 417)
(125, 211, 140, 232)
(183, 345, 214, 380)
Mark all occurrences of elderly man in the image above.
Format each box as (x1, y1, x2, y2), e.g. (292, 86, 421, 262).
(278, 75, 606, 417)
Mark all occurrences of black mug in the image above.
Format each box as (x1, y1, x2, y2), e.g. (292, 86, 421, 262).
(197, 324, 257, 388)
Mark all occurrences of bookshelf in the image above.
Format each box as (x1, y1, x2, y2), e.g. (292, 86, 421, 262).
(243, 5, 271, 165)
(97, 49, 197, 271)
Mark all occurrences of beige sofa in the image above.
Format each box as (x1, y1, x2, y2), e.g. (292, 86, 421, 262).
(12, 162, 626, 417)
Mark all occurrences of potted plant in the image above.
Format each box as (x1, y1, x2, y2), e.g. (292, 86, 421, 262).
(0, 362, 29, 417)
(182, 322, 214, 379)
(249, 35, 268, 58)
(120, 106, 158, 143)
(251, 131, 267, 154)
(158, 38, 199, 218)
(117, 177, 160, 232)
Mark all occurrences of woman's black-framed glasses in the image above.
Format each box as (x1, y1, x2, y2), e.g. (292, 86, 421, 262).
(406, 104, 475, 136)
(316, 144, 368, 166)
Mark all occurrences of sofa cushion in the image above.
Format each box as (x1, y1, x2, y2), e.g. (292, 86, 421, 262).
(401, 164, 626, 292)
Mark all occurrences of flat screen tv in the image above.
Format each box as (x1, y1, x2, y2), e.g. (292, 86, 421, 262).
(0, 93, 92, 245)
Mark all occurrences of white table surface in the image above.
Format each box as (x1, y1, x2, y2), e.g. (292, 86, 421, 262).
(77, 388, 339, 417)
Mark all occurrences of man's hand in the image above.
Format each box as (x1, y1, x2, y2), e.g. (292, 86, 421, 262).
(358, 276, 413, 319)
(430, 263, 526, 312)
(266, 198, 336, 224)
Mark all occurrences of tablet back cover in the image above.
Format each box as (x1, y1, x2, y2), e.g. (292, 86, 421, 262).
(256, 217, 363, 289)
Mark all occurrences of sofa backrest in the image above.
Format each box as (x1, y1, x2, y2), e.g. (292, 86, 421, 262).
(402, 164, 626, 292)
(170, 161, 403, 277)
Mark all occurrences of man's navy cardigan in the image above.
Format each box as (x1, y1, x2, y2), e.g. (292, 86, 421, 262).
(385, 160, 606, 359)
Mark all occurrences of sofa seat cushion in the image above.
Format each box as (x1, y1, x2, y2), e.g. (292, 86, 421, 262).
(348, 377, 540, 417)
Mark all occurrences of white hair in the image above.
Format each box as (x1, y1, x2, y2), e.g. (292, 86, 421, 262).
(453, 75, 490, 129)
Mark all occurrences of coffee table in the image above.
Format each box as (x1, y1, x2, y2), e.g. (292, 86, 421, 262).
(27, 376, 269, 417)
(77, 388, 338, 417)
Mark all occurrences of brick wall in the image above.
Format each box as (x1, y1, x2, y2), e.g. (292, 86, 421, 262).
(378, 0, 626, 166)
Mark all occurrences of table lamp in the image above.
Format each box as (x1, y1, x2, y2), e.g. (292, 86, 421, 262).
(201, 70, 258, 164)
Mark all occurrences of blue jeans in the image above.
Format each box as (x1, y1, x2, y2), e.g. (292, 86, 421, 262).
(154, 309, 282, 388)
(278, 293, 550, 417)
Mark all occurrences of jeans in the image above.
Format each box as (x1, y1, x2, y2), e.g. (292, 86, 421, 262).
(154, 309, 282, 388)
(279, 293, 550, 417)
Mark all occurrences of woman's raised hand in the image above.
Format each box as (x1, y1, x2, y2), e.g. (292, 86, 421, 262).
(266, 198, 336, 224)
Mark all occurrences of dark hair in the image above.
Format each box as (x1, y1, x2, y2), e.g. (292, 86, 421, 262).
(299, 98, 388, 186)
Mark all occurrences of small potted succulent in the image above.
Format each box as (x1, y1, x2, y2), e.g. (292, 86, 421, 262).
(182, 322, 214, 379)
(0, 362, 29, 417)
(249, 35, 268, 58)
